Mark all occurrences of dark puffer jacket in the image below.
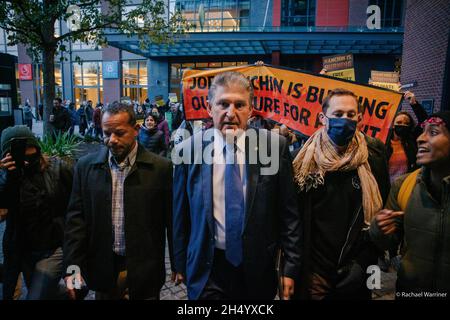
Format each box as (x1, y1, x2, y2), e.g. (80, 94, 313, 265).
(138, 126, 167, 157)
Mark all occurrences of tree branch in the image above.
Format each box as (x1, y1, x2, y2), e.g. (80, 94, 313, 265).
(0, 23, 42, 45)
(54, 20, 113, 43)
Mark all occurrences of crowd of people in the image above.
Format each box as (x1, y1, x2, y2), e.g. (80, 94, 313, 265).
(19, 97, 184, 153)
(1, 70, 449, 301)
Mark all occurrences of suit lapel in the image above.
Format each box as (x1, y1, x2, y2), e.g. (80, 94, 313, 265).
(201, 136, 215, 238)
(244, 134, 260, 230)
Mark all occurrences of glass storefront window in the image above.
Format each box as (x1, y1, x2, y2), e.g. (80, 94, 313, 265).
(55, 64, 62, 86)
(123, 61, 139, 86)
(139, 61, 148, 86)
(74, 87, 99, 105)
(72, 62, 103, 106)
(82, 62, 99, 86)
(73, 63, 82, 86)
(122, 60, 148, 104)
(33, 63, 63, 105)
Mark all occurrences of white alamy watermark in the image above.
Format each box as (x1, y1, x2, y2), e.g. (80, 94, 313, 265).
(171, 128, 281, 176)
(366, 5, 381, 30)
(66, 265, 82, 290)
(366, 265, 381, 290)
(66, 4, 81, 31)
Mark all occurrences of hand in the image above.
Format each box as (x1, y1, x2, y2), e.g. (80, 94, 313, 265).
(172, 272, 185, 285)
(375, 209, 404, 235)
(0, 153, 17, 171)
(281, 276, 294, 300)
(403, 91, 417, 105)
(65, 273, 86, 300)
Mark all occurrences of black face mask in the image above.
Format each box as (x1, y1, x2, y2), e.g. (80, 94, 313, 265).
(24, 153, 41, 175)
(394, 125, 411, 139)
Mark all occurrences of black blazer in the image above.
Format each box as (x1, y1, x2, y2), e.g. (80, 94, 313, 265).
(64, 144, 173, 299)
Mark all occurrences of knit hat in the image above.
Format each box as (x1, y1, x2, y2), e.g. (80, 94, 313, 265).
(1, 125, 40, 157)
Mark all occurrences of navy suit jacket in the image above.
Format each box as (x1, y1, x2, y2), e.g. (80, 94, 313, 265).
(173, 128, 302, 299)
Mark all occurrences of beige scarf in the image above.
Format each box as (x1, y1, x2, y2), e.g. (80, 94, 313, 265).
(293, 127, 382, 224)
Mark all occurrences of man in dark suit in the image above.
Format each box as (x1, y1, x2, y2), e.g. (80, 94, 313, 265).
(64, 102, 172, 300)
(172, 71, 301, 300)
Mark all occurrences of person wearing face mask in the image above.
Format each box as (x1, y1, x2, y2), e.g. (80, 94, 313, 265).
(386, 91, 428, 184)
(0, 126, 73, 299)
(138, 113, 167, 157)
(292, 88, 390, 300)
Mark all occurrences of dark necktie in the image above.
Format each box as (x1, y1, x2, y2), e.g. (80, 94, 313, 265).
(224, 143, 244, 267)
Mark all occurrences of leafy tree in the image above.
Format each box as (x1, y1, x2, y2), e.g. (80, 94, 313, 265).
(0, 0, 185, 134)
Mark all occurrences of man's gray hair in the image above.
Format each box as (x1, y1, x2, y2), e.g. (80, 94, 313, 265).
(208, 71, 254, 106)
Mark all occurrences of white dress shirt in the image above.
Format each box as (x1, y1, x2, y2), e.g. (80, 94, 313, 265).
(212, 130, 247, 250)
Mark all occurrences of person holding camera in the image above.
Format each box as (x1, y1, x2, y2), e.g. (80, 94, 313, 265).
(0, 125, 73, 299)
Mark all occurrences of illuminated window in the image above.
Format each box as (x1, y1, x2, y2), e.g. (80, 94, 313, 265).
(72, 62, 103, 106)
(122, 60, 148, 104)
(281, 0, 316, 27)
(33, 63, 63, 105)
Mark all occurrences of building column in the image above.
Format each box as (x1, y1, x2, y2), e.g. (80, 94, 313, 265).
(271, 51, 280, 66)
(17, 44, 36, 107)
(102, 46, 121, 104)
(272, 0, 281, 27)
(148, 58, 169, 102)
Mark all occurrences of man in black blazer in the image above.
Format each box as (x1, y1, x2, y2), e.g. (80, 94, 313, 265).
(172, 71, 301, 300)
(64, 102, 172, 300)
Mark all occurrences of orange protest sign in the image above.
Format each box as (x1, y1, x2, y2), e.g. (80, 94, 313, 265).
(182, 65, 403, 142)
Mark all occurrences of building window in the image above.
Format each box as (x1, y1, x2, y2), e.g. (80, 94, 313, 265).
(369, 0, 404, 27)
(171, 0, 250, 32)
(170, 61, 248, 98)
(33, 63, 63, 106)
(122, 60, 148, 104)
(73, 61, 103, 106)
(281, 0, 316, 27)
